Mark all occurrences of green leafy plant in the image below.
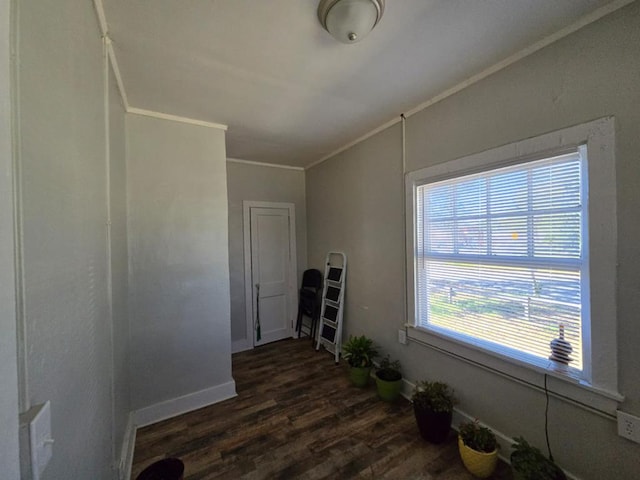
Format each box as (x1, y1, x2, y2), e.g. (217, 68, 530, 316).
(510, 437, 567, 480)
(458, 420, 497, 453)
(342, 335, 378, 368)
(411, 381, 456, 413)
(376, 355, 401, 381)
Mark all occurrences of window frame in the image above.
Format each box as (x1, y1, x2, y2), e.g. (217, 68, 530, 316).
(405, 118, 621, 413)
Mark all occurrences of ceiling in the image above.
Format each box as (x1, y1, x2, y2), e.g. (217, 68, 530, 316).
(103, 0, 617, 168)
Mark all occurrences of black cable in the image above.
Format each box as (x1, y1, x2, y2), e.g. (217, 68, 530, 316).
(544, 373, 554, 461)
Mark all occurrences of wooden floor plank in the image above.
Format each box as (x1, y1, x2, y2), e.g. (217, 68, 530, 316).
(132, 338, 513, 479)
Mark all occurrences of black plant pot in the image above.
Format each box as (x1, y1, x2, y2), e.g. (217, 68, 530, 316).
(413, 403, 452, 444)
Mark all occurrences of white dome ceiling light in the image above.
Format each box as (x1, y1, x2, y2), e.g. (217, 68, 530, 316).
(317, 0, 385, 44)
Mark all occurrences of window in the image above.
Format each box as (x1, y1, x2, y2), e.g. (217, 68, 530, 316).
(416, 152, 586, 372)
(406, 118, 620, 412)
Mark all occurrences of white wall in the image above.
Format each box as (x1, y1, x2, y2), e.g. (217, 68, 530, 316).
(306, 3, 640, 479)
(127, 114, 234, 419)
(12, 1, 237, 476)
(0, 0, 20, 476)
(226, 161, 307, 349)
(16, 0, 116, 477)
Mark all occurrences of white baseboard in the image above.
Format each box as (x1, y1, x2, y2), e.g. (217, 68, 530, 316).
(399, 378, 579, 480)
(232, 339, 253, 354)
(118, 413, 136, 480)
(134, 380, 237, 428)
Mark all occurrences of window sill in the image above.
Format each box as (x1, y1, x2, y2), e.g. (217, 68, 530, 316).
(407, 325, 623, 416)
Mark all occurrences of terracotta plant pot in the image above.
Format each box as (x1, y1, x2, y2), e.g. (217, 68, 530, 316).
(375, 375, 402, 402)
(458, 436, 498, 479)
(349, 366, 371, 387)
(413, 404, 452, 444)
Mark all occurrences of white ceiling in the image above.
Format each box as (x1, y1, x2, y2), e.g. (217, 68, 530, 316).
(103, 0, 617, 168)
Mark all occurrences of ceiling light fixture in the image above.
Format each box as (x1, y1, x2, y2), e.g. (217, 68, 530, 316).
(317, 0, 385, 44)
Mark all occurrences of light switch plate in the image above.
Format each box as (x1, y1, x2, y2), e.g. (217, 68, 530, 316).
(398, 329, 408, 345)
(30, 401, 53, 480)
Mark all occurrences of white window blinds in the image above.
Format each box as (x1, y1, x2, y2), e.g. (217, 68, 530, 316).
(415, 152, 586, 373)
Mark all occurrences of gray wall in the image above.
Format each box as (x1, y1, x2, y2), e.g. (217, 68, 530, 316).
(306, 4, 640, 479)
(16, 0, 115, 478)
(109, 62, 130, 462)
(226, 161, 307, 347)
(127, 114, 232, 411)
(307, 125, 404, 340)
(0, 0, 20, 477)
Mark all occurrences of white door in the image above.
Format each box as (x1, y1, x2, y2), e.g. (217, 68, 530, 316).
(250, 207, 293, 346)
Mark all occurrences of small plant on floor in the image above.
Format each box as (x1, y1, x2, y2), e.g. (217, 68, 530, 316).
(376, 355, 401, 381)
(374, 355, 402, 402)
(459, 420, 497, 452)
(412, 381, 456, 413)
(510, 436, 567, 480)
(457, 420, 498, 478)
(342, 335, 378, 387)
(411, 381, 457, 444)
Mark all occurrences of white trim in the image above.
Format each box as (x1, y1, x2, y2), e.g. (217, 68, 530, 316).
(106, 42, 129, 110)
(11, 0, 30, 414)
(232, 339, 253, 354)
(118, 414, 136, 480)
(306, 0, 635, 170)
(103, 35, 118, 474)
(133, 380, 237, 428)
(407, 329, 621, 415)
(243, 201, 298, 350)
(243, 204, 252, 348)
(92, 0, 108, 37)
(227, 157, 304, 171)
(92, 1, 129, 109)
(3, 1, 22, 475)
(405, 117, 620, 414)
(400, 378, 579, 480)
(127, 107, 228, 131)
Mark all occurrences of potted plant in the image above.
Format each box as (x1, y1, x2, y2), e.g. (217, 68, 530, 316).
(411, 381, 456, 444)
(510, 437, 567, 480)
(374, 355, 402, 402)
(342, 335, 378, 387)
(457, 420, 498, 478)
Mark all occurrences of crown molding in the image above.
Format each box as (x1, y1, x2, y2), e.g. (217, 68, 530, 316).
(227, 158, 304, 171)
(106, 40, 129, 109)
(93, 0, 108, 37)
(307, 0, 636, 170)
(127, 108, 228, 131)
(94, 0, 228, 131)
(306, 116, 401, 170)
(403, 0, 635, 119)
(93, 0, 129, 109)
(127, 107, 228, 131)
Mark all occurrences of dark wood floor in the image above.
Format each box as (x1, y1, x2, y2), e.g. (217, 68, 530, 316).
(132, 338, 513, 479)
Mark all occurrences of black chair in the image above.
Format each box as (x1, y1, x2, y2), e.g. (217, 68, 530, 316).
(295, 269, 323, 341)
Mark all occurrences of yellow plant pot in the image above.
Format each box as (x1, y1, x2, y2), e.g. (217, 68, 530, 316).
(458, 436, 498, 479)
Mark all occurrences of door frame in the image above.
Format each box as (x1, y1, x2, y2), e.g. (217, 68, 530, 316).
(242, 201, 297, 350)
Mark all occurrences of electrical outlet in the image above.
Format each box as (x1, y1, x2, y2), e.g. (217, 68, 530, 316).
(398, 329, 407, 345)
(617, 410, 640, 444)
